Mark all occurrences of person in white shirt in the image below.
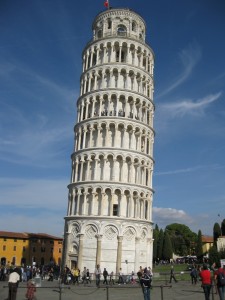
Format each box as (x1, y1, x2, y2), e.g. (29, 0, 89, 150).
(8, 268, 20, 300)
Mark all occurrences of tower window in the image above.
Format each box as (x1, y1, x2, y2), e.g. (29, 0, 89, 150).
(117, 25, 127, 36)
(132, 21, 137, 32)
(113, 204, 118, 216)
(107, 19, 112, 29)
(97, 30, 102, 39)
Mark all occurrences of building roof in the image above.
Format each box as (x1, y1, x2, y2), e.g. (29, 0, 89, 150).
(202, 235, 214, 243)
(0, 231, 62, 240)
(0, 231, 28, 239)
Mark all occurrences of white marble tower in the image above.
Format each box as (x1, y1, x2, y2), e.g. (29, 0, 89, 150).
(63, 7, 155, 275)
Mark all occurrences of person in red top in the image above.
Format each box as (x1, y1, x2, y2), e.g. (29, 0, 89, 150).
(199, 264, 212, 300)
(214, 264, 225, 300)
(25, 279, 36, 300)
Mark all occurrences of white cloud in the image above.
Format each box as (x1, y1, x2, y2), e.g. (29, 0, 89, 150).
(159, 92, 222, 118)
(153, 207, 193, 227)
(152, 207, 214, 235)
(157, 42, 202, 98)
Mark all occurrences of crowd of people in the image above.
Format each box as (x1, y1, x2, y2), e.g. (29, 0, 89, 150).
(2, 262, 225, 300)
(187, 262, 225, 300)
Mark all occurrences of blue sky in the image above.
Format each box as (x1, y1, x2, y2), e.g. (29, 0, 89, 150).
(0, 0, 225, 237)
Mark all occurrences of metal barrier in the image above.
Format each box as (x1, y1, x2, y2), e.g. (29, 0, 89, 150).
(3, 281, 218, 300)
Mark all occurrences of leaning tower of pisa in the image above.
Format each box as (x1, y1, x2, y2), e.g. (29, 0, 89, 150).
(63, 7, 155, 275)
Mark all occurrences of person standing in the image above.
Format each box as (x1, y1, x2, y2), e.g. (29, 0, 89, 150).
(118, 268, 124, 285)
(169, 266, 177, 283)
(199, 264, 212, 300)
(95, 264, 101, 287)
(73, 267, 79, 285)
(25, 279, 36, 300)
(190, 265, 198, 284)
(103, 268, 109, 285)
(215, 264, 225, 300)
(8, 268, 20, 300)
(140, 268, 152, 300)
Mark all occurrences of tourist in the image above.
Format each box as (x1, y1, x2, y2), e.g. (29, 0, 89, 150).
(214, 263, 225, 300)
(7, 268, 20, 300)
(199, 264, 212, 300)
(118, 267, 124, 285)
(190, 265, 198, 284)
(109, 271, 115, 285)
(25, 279, 36, 300)
(95, 264, 101, 287)
(103, 268, 109, 285)
(169, 266, 177, 283)
(86, 269, 91, 284)
(73, 267, 79, 285)
(140, 267, 152, 300)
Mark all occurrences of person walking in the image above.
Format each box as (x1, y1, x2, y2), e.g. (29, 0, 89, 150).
(199, 264, 212, 300)
(190, 265, 198, 284)
(103, 268, 109, 285)
(169, 266, 177, 283)
(215, 264, 225, 300)
(7, 268, 20, 300)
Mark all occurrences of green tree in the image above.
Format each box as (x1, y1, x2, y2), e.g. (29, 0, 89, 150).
(162, 231, 173, 260)
(157, 229, 164, 261)
(196, 230, 203, 261)
(213, 223, 221, 245)
(208, 245, 220, 265)
(166, 223, 197, 256)
(153, 225, 159, 262)
(221, 219, 225, 235)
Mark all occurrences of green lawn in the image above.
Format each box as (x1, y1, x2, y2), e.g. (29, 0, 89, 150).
(152, 264, 192, 282)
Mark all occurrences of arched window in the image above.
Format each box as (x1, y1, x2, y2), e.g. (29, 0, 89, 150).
(107, 19, 112, 29)
(132, 21, 137, 32)
(97, 30, 102, 39)
(117, 25, 127, 36)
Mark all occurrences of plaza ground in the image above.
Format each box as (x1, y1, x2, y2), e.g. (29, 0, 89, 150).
(0, 279, 218, 300)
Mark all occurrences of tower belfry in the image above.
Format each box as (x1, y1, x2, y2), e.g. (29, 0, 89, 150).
(63, 7, 155, 274)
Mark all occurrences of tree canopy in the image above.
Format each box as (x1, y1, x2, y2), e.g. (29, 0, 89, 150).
(165, 223, 197, 256)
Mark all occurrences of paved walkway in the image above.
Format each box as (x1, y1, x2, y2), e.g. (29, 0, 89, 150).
(0, 280, 219, 300)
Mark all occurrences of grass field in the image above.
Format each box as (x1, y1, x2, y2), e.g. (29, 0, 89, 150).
(152, 264, 193, 282)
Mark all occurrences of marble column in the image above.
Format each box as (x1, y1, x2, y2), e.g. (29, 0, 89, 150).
(116, 236, 123, 274)
(77, 234, 84, 270)
(96, 234, 103, 266)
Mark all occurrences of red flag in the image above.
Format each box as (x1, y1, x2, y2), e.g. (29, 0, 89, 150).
(104, 0, 109, 8)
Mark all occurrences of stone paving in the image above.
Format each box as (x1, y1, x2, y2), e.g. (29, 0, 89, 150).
(0, 279, 219, 300)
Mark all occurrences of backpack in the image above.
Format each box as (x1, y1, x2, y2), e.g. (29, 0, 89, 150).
(217, 272, 225, 286)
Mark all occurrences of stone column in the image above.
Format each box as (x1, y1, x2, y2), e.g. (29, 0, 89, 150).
(96, 234, 103, 266)
(116, 236, 123, 274)
(82, 129, 87, 149)
(85, 53, 89, 70)
(77, 234, 84, 270)
(90, 50, 93, 67)
(74, 160, 79, 182)
(76, 192, 81, 215)
(86, 159, 90, 180)
(62, 232, 70, 269)
(82, 192, 87, 215)
(71, 190, 76, 215)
